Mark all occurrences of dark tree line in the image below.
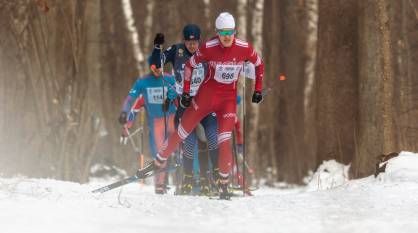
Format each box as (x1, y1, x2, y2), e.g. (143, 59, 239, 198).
(1, 0, 417, 184)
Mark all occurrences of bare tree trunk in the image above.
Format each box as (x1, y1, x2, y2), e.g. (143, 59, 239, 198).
(391, 0, 418, 153)
(100, 0, 139, 174)
(303, 0, 319, 180)
(77, 0, 103, 183)
(203, 0, 211, 32)
(377, 0, 397, 154)
(246, 0, 264, 181)
(315, 0, 358, 168)
(122, 0, 145, 76)
(273, 0, 311, 183)
(143, 0, 155, 53)
(304, 0, 318, 136)
(353, 0, 398, 177)
(237, 0, 248, 40)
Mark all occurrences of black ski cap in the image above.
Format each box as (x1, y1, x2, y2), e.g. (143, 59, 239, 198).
(183, 24, 201, 41)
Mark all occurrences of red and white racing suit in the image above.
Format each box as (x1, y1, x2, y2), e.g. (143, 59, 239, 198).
(157, 37, 264, 180)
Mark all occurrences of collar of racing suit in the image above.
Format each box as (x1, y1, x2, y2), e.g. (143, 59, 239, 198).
(217, 37, 236, 50)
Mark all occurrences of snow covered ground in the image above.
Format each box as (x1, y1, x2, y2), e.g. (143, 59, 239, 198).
(1, 152, 418, 233)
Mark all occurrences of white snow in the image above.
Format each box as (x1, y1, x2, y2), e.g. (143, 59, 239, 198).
(305, 159, 350, 191)
(1, 152, 418, 233)
(380, 151, 418, 182)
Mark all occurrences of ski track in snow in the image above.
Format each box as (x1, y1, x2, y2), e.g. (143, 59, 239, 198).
(1, 176, 418, 233)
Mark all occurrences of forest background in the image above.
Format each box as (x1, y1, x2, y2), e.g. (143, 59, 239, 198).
(1, 0, 417, 184)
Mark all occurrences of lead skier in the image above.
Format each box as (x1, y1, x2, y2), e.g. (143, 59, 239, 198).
(151, 24, 219, 196)
(153, 12, 264, 199)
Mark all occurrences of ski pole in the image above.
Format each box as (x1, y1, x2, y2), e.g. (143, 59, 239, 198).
(160, 48, 168, 140)
(151, 64, 178, 97)
(138, 105, 145, 184)
(232, 131, 240, 187)
(242, 66, 247, 196)
(121, 125, 143, 153)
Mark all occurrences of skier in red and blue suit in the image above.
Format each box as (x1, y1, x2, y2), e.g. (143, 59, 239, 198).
(153, 12, 264, 199)
(119, 57, 178, 194)
(151, 24, 219, 196)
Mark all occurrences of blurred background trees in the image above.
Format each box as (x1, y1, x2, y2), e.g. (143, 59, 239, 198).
(1, 0, 417, 184)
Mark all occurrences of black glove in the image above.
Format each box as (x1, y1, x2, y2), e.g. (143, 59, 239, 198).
(251, 91, 263, 103)
(180, 93, 192, 108)
(154, 33, 165, 46)
(162, 98, 171, 112)
(118, 112, 127, 125)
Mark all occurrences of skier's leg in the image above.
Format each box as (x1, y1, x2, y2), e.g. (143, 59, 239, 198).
(152, 117, 169, 194)
(197, 138, 208, 178)
(147, 120, 158, 159)
(166, 114, 176, 188)
(201, 113, 219, 187)
(196, 125, 210, 195)
(156, 92, 212, 164)
(174, 103, 186, 129)
(167, 114, 176, 135)
(181, 129, 197, 195)
(173, 104, 185, 193)
(215, 99, 237, 199)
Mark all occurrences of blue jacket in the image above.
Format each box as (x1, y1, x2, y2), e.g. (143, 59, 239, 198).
(151, 44, 207, 96)
(122, 73, 177, 119)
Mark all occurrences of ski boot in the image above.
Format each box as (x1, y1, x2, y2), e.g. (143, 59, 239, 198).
(154, 184, 167, 194)
(210, 168, 220, 194)
(218, 179, 231, 200)
(199, 177, 211, 196)
(154, 163, 168, 195)
(135, 161, 155, 177)
(136, 158, 167, 178)
(180, 174, 193, 195)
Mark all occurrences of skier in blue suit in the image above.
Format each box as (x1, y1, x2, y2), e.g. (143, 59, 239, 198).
(119, 57, 177, 194)
(151, 24, 219, 195)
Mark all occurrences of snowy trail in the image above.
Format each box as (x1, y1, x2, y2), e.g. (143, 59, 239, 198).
(1, 176, 418, 233)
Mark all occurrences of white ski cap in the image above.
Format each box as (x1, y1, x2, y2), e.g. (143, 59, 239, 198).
(215, 12, 235, 30)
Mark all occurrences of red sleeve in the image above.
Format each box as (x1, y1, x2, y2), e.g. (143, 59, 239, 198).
(235, 118, 243, 145)
(183, 45, 207, 94)
(246, 44, 264, 92)
(132, 96, 145, 111)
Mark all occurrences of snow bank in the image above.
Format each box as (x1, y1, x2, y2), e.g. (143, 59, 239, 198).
(305, 160, 350, 191)
(3, 170, 418, 233)
(3, 153, 418, 233)
(380, 151, 418, 182)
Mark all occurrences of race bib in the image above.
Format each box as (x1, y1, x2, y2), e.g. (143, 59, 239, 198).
(146, 87, 167, 104)
(214, 64, 242, 84)
(176, 64, 205, 96)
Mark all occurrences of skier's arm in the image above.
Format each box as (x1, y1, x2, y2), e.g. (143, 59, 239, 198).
(183, 46, 207, 94)
(121, 79, 142, 113)
(150, 33, 176, 68)
(166, 76, 178, 101)
(132, 96, 145, 112)
(162, 75, 178, 112)
(246, 45, 264, 92)
(151, 45, 176, 68)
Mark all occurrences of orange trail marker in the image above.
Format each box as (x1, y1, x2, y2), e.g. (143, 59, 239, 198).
(139, 154, 144, 185)
(35, 0, 49, 13)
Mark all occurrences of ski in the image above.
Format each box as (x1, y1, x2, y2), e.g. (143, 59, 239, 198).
(230, 186, 258, 192)
(92, 163, 179, 194)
